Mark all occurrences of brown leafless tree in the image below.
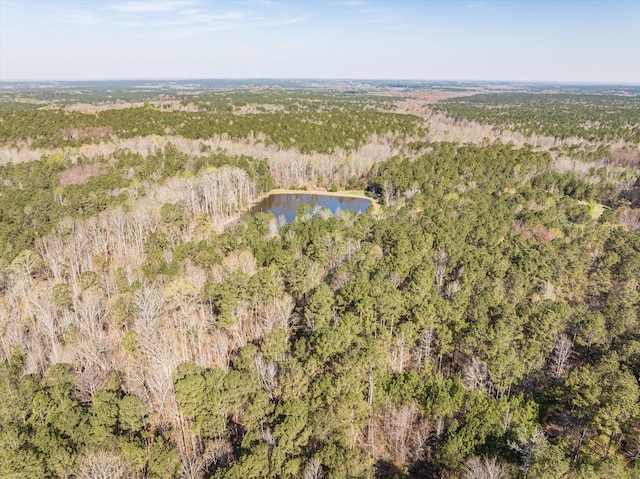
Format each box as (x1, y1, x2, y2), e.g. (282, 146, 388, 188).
(463, 456, 510, 479)
(434, 250, 448, 293)
(463, 356, 489, 392)
(414, 328, 434, 373)
(549, 333, 573, 379)
(303, 457, 324, 479)
(74, 450, 131, 479)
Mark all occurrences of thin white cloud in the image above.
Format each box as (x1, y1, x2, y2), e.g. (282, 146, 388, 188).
(148, 11, 247, 27)
(259, 15, 309, 28)
(467, 2, 488, 8)
(170, 26, 210, 37)
(109, 1, 202, 14)
(43, 1, 311, 39)
(118, 21, 147, 28)
(113, 2, 309, 34)
(170, 13, 309, 36)
(60, 10, 100, 26)
(356, 5, 404, 27)
(362, 18, 390, 24)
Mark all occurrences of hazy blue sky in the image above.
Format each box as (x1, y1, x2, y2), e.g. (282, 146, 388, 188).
(1, 0, 638, 83)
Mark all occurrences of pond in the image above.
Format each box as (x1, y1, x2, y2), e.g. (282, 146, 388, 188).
(248, 193, 372, 224)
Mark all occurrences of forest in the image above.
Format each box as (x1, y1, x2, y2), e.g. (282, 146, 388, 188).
(1, 82, 640, 478)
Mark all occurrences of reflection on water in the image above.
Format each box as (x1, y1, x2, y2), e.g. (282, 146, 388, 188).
(249, 193, 372, 224)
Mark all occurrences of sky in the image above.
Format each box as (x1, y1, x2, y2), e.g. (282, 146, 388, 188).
(1, 0, 638, 83)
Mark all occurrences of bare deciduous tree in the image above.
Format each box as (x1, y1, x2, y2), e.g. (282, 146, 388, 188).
(414, 328, 434, 373)
(434, 250, 448, 293)
(549, 333, 573, 379)
(463, 356, 489, 392)
(36, 235, 67, 281)
(254, 353, 279, 397)
(381, 402, 421, 466)
(509, 428, 545, 476)
(463, 456, 509, 479)
(75, 450, 130, 479)
(390, 333, 407, 374)
(180, 454, 207, 479)
(303, 457, 324, 479)
(134, 285, 165, 325)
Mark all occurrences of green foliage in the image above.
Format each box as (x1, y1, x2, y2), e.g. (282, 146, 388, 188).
(435, 93, 640, 144)
(160, 201, 188, 229)
(148, 438, 180, 479)
(0, 358, 156, 478)
(2, 89, 640, 477)
(565, 352, 640, 440)
(118, 395, 148, 434)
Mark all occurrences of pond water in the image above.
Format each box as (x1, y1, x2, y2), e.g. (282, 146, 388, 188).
(249, 193, 372, 224)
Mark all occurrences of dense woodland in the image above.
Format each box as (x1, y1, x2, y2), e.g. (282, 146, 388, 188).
(433, 93, 640, 144)
(1, 84, 640, 478)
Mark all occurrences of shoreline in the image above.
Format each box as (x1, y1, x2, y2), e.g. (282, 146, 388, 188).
(267, 188, 374, 201)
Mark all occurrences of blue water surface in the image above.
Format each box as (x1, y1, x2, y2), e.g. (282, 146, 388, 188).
(249, 193, 372, 224)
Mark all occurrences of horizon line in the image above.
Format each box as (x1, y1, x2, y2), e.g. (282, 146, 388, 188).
(1, 77, 639, 87)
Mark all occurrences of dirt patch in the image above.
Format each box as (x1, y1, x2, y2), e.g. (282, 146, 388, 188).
(58, 126, 113, 142)
(610, 147, 640, 167)
(58, 163, 105, 186)
(576, 200, 606, 220)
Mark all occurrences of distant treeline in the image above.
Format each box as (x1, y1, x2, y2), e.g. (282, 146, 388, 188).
(434, 93, 640, 144)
